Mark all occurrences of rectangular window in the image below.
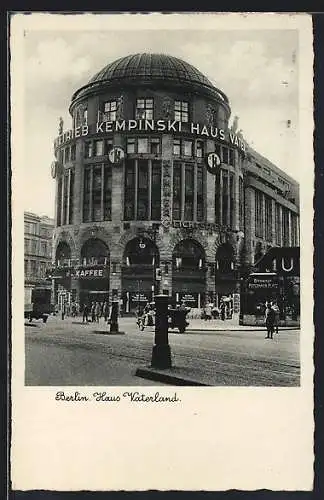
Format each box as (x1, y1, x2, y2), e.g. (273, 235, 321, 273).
(136, 98, 154, 120)
(62, 174, 69, 225)
(214, 168, 221, 225)
(151, 161, 161, 220)
(197, 163, 204, 221)
(183, 140, 193, 157)
(283, 208, 290, 245)
(255, 190, 263, 238)
(137, 160, 149, 220)
(275, 204, 281, 245)
(64, 147, 70, 163)
(103, 101, 117, 121)
(239, 177, 244, 231)
(151, 138, 160, 155)
(222, 147, 230, 165)
(138, 138, 149, 154)
(265, 195, 273, 241)
(174, 100, 189, 122)
(291, 213, 298, 246)
(93, 166, 102, 222)
(196, 141, 204, 158)
(104, 165, 112, 220)
(84, 141, 93, 158)
(83, 168, 91, 222)
(104, 139, 113, 155)
(127, 138, 136, 154)
(124, 160, 135, 220)
(229, 149, 234, 166)
(83, 109, 88, 126)
(222, 171, 228, 226)
(94, 140, 104, 156)
(184, 163, 194, 221)
(70, 144, 76, 161)
(173, 139, 181, 156)
(173, 161, 182, 220)
(57, 177, 62, 226)
(69, 171, 74, 225)
(230, 173, 235, 228)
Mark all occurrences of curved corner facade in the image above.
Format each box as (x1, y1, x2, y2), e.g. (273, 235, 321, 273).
(50, 53, 299, 313)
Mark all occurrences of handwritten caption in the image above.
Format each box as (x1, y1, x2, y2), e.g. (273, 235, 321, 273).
(55, 391, 181, 404)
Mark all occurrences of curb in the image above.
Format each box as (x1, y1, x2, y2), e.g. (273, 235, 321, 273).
(135, 367, 210, 386)
(185, 327, 299, 333)
(91, 330, 125, 335)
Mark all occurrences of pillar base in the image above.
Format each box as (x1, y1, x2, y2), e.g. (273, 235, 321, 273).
(151, 344, 172, 369)
(109, 322, 119, 334)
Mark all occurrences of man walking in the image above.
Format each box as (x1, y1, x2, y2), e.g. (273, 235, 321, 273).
(265, 302, 275, 339)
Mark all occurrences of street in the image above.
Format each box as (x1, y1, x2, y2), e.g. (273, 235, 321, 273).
(25, 315, 300, 386)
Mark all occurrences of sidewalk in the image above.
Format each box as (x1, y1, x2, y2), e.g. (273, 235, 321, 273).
(185, 318, 298, 332)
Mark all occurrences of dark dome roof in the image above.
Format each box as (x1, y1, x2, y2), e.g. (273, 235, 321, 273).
(71, 53, 228, 105)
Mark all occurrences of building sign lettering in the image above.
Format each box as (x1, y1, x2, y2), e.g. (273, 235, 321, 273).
(248, 276, 280, 290)
(54, 120, 246, 151)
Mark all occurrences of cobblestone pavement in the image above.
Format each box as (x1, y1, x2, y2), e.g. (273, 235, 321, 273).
(25, 315, 300, 386)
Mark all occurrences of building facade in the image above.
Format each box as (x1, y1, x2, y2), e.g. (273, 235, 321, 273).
(50, 53, 299, 312)
(24, 212, 54, 287)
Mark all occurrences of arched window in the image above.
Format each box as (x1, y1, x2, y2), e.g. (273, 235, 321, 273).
(216, 243, 234, 273)
(55, 241, 71, 267)
(172, 239, 205, 270)
(123, 238, 159, 266)
(81, 238, 109, 266)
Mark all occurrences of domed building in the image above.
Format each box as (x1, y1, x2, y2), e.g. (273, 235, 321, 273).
(51, 53, 299, 317)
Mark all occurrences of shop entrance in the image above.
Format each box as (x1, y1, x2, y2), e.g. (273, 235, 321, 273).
(121, 237, 159, 314)
(172, 239, 206, 308)
(79, 238, 110, 307)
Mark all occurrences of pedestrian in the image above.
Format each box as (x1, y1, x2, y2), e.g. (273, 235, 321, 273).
(95, 302, 101, 323)
(271, 301, 280, 334)
(61, 302, 66, 320)
(82, 304, 89, 323)
(220, 301, 226, 321)
(103, 301, 109, 322)
(91, 302, 96, 322)
(265, 303, 275, 339)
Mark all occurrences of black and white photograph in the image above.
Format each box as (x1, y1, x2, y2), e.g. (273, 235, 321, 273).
(11, 12, 314, 491)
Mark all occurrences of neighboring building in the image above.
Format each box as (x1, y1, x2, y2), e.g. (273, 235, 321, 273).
(49, 53, 299, 313)
(24, 212, 54, 287)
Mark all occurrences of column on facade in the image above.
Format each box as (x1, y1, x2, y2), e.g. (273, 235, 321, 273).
(67, 169, 71, 225)
(206, 139, 216, 223)
(111, 133, 125, 223)
(161, 135, 173, 295)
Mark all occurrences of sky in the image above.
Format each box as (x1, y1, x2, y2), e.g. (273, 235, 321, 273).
(17, 14, 300, 219)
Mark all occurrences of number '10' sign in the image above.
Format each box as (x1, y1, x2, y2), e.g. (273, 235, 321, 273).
(206, 152, 221, 174)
